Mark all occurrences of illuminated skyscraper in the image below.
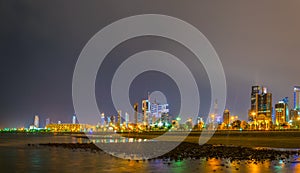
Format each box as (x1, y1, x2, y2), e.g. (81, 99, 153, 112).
(100, 113, 105, 126)
(290, 87, 300, 121)
(223, 109, 230, 125)
(294, 86, 300, 110)
(110, 115, 115, 126)
(150, 101, 169, 124)
(213, 99, 218, 115)
(275, 99, 289, 125)
(125, 112, 129, 128)
(72, 114, 76, 124)
(142, 99, 150, 125)
(117, 110, 122, 127)
(249, 86, 261, 121)
(248, 86, 272, 130)
(34, 115, 39, 128)
(213, 99, 222, 124)
(45, 118, 50, 127)
(150, 101, 158, 123)
(134, 103, 138, 124)
(161, 113, 170, 124)
(107, 117, 111, 125)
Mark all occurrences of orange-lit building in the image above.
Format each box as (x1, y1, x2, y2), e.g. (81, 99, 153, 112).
(45, 123, 87, 132)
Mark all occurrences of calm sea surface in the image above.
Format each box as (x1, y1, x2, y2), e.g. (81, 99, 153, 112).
(0, 133, 300, 173)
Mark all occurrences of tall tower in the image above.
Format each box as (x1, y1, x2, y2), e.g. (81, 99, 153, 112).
(275, 99, 289, 125)
(248, 85, 272, 130)
(72, 114, 76, 124)
(249, 86, 261, 121)
(294, 86, 300, 110)
(117, 110, 122, 127)
(45, 118, 50, 127)
(125, 112, 129, 128)
(134, 103, 138, 124)
(290, 87, 300, 121)
(213, 99, 218, 115)
(100, 113, 105, 126)
(213, 99, 222, 124)
(223, 109, 230, 125)
(34, 115, 39, 128)
(142, 99, 150, 125)
(110, 115, 115, 126)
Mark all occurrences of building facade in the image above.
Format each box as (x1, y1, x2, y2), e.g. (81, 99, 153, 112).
(134, 103, 138, 125)
(45, 123, 89, 132)
(72, 115, 76, 124)
(142, 99, 150, 125)
(34, 115, 39, 128)
(275, 100, 289, 125)
(294, 86, 300, 110)
(45, 118, 50, 127)
(248, 86, 273, 130)
(117, 110, 122, 127)
(223, 109, 230, 126)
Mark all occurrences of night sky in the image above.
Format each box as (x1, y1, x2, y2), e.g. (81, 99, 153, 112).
(1, 1, 300, 128)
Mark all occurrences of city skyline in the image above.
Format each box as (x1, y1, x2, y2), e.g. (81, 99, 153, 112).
(5, 84, 300, 129)
(2, 2, 300, 173)
(1, 1, 300, 128)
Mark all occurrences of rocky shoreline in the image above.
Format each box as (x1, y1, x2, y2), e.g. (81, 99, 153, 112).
(35, 142, 300, 163)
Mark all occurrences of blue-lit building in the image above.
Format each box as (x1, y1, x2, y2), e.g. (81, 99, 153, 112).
(294, 86, 300, 110)
(275, 98, 289, 126)
(290, 86, 300, 123)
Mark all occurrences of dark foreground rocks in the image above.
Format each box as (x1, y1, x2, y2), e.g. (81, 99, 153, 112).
(156, 142, 297, 162)
(35, 142, 299, 162)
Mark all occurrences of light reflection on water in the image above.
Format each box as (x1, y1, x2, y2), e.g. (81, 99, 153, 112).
(1, 133, 300, 173)
(83, 137, 149, 144)
(254, 147, 300, 152)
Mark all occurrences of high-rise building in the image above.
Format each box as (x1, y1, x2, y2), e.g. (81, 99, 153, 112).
(142, 99, 150, 125)
(34, 115, 39, 128)
(196, 116, 204, 129)
(150, 101, 169, 124)
(150, 101, 158, 121)
(290, 109, 299, 121)
(125, 112, 129, 128)
(161, 113, 170, 124)
(72, 114, 76, 124)
(249, 86, 261, 121)
(248, 86, 272, 130)
(117, 110, 122, 127)
(290, 87, 300, 122)
(294, 86, 300, 110)
(275, 100, 289, 125)
(100, 113, 105, 126)
(45, 118, 50, 127)
(134, 103, 138, 124)
(110, 115, 115, 126)
(213, 100, 222, 124)
(213, 99, 218, 115)
(223, 109, 230, 125)
(107, 117, 111, 125)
